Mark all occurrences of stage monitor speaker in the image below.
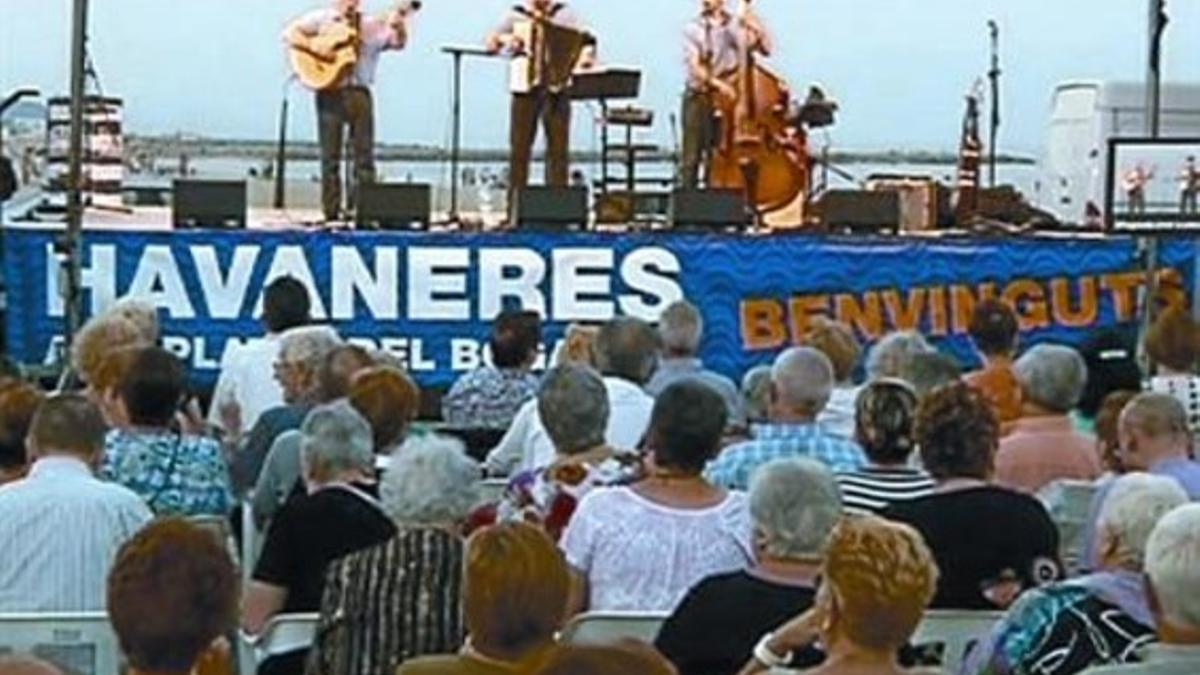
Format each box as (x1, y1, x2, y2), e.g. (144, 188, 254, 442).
(357, 182, 431, 231)
(512, 186, 588, 230)
(669, 188, 749, 230)
(816, 189, 901, 232)
(172, 180, 246, 229)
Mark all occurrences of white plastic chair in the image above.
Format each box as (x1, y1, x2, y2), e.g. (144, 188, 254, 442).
(240, 499, 262, 585)
(240, 612, 320, 669)
(558, 611, 668, 646)
(1038, 478, 1101, 574)
(910, 609, 1004, 673)
(0, 612, 123, 675)
(475, 478, 510, 506)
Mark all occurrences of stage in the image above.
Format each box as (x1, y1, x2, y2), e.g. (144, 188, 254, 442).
(3, 212, 1198, 388)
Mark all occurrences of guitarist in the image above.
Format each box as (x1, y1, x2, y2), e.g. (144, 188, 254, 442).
(486, 0, 595, 211)
(679, 0, 771, 189)
(285, 0, 412, 222)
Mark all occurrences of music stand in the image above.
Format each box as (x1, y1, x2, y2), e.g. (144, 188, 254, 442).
(570, 68, 641, 196)
(441, 44, 495, 223)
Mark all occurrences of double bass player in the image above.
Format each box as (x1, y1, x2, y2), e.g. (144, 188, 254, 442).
(679, 0, 772, 189)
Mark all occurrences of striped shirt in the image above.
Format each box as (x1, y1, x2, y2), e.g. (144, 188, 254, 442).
(308, 528, 465, 675)
(0, 456, 152, 611)
(835, 466, 936, 516)
(705, 423, 866, 490)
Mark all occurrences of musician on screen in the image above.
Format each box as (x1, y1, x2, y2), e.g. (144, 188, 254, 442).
(680, 0, 772, 189)
(284, 0, 417, 222)
(1123, 163, 1154, 215)
(486, 1, 596, 208)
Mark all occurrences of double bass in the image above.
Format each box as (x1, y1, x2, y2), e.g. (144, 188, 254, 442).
(708, 0, 808, 217)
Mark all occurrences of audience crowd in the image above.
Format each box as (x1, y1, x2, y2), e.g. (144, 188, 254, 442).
(5, 282, 1200, 675)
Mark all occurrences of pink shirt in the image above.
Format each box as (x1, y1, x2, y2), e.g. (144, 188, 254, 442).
(996, 416, 1101, 494)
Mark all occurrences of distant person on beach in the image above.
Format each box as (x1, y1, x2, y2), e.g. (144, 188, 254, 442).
(1181, 156, 1199, 214)
(284, 0, 417, 222)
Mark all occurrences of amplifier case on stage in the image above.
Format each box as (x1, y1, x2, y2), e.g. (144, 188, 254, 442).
(512, 186, 588, 230)
(357, 182, 431, 231)
(669, 188, 749, 230)
(172, 180, 247, 229)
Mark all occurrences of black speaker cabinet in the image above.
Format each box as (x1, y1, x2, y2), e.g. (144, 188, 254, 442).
(669, 188, 750, 230)
(817, 189, 901, 232)
(512, 186, 588, 230)
(172, 180, 246, 229)
(357, 182, 431, 231)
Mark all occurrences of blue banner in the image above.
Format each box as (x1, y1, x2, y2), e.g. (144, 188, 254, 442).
(3, 227, 1196, 388)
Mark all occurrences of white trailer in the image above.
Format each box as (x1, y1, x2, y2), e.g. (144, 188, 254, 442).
(1041, 81, 1200, 224)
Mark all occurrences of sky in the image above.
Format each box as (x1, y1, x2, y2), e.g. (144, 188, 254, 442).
(2, 0, 1198, 155)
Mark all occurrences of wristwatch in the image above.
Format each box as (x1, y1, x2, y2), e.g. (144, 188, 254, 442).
(753, 632, 793, 668)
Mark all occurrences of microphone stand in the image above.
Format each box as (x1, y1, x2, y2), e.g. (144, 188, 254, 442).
(273, 76, 295, 210)
(441, 44, 500, 224)
(987, 20, 1000, 188)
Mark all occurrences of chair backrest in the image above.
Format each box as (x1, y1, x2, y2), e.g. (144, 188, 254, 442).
(476, 479, 510, 506)
(910, 609, 1004, 673)
(1039, 478, 1101, 574)
(0, 612, 123, 675)
(440, 428, 508, 462)
(239, 499, 263, 586)
(243, 613, 320, 664)
(558, 611, 668, 646)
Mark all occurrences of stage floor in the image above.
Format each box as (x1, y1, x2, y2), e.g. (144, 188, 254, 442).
(1, 201, 1117, 242)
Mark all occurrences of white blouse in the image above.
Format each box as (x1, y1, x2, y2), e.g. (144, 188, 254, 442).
(560, 486, 754, 612)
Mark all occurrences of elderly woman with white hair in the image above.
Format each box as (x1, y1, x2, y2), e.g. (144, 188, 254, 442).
(1081, 504, 1200, 674)
(964, 472, 1189, 675)
(243, 401, 397, 675)
(997, 343, 1102, 493)
(865, 330, 934, 383)
(656, 458, 840, 675)
(481, 364, 642, 541)
(307, 434, 480, 675)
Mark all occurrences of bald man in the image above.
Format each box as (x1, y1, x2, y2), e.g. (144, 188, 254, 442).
(1081, 392, 1200, 571)
(704, 347, 866, 489)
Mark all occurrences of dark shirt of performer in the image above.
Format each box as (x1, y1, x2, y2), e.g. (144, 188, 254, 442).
(285, 0, 410, 222)
(679, 0, 771, 189)
(487, 0, 594, 209)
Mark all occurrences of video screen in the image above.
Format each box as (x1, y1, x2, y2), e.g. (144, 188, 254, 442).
(1107, 137, 1200, 232)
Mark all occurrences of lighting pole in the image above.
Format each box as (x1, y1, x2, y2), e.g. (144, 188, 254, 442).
(61, 0, 90, 367)
(1139, 0, 1168, 372)
(987, 20, 1000, 187)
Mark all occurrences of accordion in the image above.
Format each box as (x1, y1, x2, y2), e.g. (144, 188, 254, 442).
(509, 19, 593, 94)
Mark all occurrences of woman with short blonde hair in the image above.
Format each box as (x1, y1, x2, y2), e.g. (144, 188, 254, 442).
(398, 522, 571, 674)
(738, 515, 940, 675)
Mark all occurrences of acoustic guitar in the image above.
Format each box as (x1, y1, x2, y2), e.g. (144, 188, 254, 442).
(289, 1, 421, 90)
